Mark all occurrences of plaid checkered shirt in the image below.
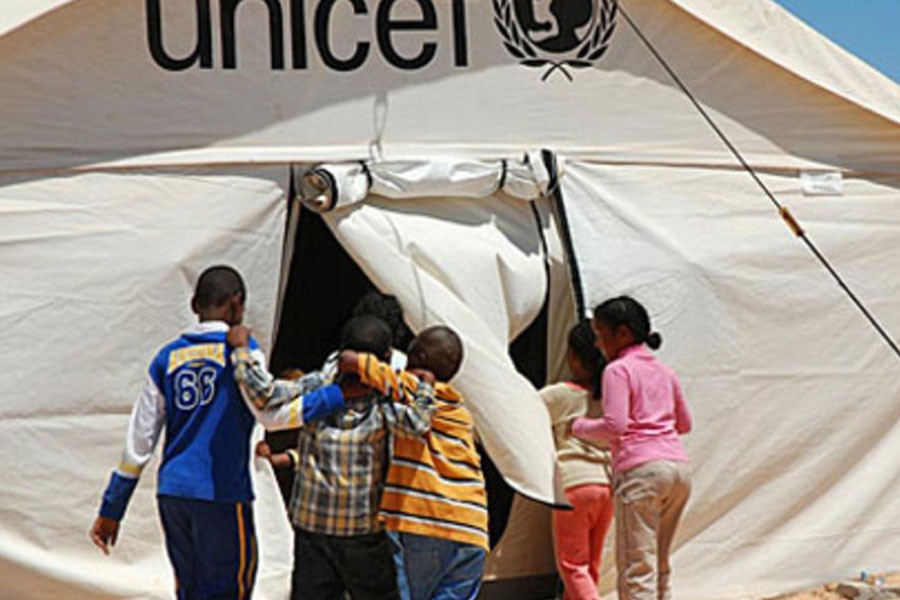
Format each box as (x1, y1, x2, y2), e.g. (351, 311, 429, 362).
(231, 347, 436, 536)
(231, 346, 331, 412)
(291, 387, 435, 536)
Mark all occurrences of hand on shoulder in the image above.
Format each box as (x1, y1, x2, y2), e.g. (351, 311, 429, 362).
(337, 350, 359, 375)
(227, 325, 252, 348)
(339, 375, 372, 401)
(409, 368, 435, 386)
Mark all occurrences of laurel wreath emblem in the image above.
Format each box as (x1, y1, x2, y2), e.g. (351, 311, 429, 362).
(493, 0, 618, 81)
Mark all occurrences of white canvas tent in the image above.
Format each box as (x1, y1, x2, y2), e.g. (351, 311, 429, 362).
(1, 0, 899, 598)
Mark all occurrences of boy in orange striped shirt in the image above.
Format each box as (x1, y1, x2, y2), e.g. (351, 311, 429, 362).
(339, 325, 488, 600)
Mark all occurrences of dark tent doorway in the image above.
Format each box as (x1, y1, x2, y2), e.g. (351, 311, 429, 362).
(268, 205, 551, 595)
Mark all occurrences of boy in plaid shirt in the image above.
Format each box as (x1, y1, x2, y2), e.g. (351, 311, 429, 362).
(231, 315, 435, 600)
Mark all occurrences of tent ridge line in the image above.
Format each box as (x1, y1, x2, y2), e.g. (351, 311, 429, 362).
(2, 159, 896, 182)
(560, 159, 900, 179)
(0, 148, 529, 180)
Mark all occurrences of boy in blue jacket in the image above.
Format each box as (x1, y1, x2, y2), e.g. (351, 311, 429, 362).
(90, 265, 344, 599)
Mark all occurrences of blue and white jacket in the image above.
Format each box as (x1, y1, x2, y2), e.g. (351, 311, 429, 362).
(99, 321, 343, 520)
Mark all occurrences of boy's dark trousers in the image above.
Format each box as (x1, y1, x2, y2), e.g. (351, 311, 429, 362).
(291, 527, 400, 600)
(157, 495, 257, 600)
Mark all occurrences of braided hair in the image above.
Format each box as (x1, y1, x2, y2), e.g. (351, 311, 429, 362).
(568, 319, 606, 400)
(593, 296, 663, 350)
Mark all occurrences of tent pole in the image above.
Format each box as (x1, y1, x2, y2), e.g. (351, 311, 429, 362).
(272, 165, 302, 346)
(541, 149, 588, 321)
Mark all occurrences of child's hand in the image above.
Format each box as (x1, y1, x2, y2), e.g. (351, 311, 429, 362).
(337, 350, 359, 374)
(340, 375, 372, 401)
(255, 440, 272, 459)
(90, 516, 120, 556)
(409, 368, 436, 386)
(227, 325, 252, 348)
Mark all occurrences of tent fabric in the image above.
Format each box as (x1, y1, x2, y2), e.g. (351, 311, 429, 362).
(2, 0, 900, 598)
(0, 168, 292, 599)
(561, 162, 900, 598)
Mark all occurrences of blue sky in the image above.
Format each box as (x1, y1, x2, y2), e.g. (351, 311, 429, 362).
(773, 0, 900, 84)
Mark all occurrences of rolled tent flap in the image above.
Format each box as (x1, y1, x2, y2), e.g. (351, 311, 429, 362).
(370, 160, 505, 199)
(503, 151, 555, 202)
(300, 155, 552, 213)
(299, 162, 371, 212)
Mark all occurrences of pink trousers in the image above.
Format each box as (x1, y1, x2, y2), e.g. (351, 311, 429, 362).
(553, 483, 615, 600)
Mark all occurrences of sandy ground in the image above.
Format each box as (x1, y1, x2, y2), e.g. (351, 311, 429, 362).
(771, 590, 848, 600)
(767, 573, 900, 599)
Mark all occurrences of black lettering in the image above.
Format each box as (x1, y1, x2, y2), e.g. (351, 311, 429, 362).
(315, 0, 369, 72)
(376, 0, 437, 70)
(450, 0, 468, 67)
(290, 0, 308, 69)
(146, 0, 213, 70)
(221, 0, 285, 69)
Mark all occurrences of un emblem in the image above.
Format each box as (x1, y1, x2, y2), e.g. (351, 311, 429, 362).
(493, 0, 618, 81)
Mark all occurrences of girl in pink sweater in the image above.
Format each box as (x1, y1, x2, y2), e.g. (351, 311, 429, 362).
(572, 296, 692, 600)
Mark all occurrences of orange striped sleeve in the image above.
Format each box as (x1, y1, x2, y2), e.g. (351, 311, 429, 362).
(356, 354, 421, 404)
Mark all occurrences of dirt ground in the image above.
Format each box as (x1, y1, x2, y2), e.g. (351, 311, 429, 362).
(768, 573, 900, 600)
(772, 590, 848, 600)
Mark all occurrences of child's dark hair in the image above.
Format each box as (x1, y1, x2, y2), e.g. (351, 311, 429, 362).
(568, 319, 606, 399)
(593, 296, 662, 350)
(352, 291, 413, 351)
(340, 315, 392, 358)
(412, 326, 464, 382)
(194, 265, 246, 310)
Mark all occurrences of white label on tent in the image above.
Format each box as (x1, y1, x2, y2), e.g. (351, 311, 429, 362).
(800, 171, 844, 196)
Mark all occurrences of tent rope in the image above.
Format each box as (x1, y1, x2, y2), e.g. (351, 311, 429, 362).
(618, 1, 900, 362)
